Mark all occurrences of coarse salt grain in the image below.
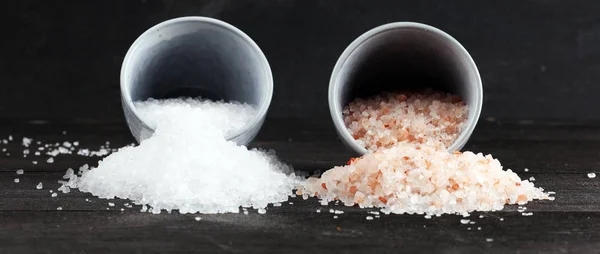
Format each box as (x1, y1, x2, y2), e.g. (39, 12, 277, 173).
(366, 216, 374, 220)
(194, 217, 201, 221)
(51, 193, 57, 197)
(16, 169, 24, 175)
(588, 173, 596, 179)
(258, 208, 267, 214)
(343, 91, 467, 152)
(14, 178, 19, 183)
(36, 182, 43, 189)
(47, 158, 54, 163)
(297, 142, 550, 216)
(59, 98, 300, 214)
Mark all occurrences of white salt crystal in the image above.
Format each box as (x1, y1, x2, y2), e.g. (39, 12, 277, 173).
(73, 141, 79, 146)
(59, 99, 299, 214)
(16, 169, 24, 175)
(36, 182, 43, 189)
(2, 139, 7, 144)
(47, 158, 54, 163)
(35, 151, 40, 156)
(316, 209, 321, 213)
(524, 168, 529, 172)
(366, 216, 373, 220)
(329, 209, 335, 214)
(499, 218, 504, 221)
(477, 227, 481, 231)
(63, 142, 72, 148)
(56, 207, 63, 210)
(1, 148, 5, 152)
(22, 138, 32, 147)
(243, 210, 249, 215)
(529, 177, 535, 181)
(486, 238, 493, 242)
(194, 217, 201, 221)
(588, 173, 596, 179)
(8, 135, 13, 141)
(120, 208, 125, 212)
(273, 202, 282, 207)
(14, 178, 19, 183)
(23, 149, 29, 155)
(62, 131, 67, 135)
(108, 202, 115, 207)
(258, 208, 267, 214)
(32, 161, 37, 165)
(333, 216, 338, 219)
(334, 210, 344, 214)
(51, 193, 57, 197)
(288, 202, 294, 205)
(522, 212, 534, 216)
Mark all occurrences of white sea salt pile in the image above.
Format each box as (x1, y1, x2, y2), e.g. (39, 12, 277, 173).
(60, 98, 300, 214)
(343, 91, 467, 152)
(297, 143, 550, 216)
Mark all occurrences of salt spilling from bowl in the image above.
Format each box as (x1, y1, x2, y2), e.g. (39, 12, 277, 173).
(60, 98, 300, 214)
(297, 143, 550, 216)
(298, 91, 550, 216)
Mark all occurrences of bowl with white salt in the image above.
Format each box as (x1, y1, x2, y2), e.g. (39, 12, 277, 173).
(120, 16, 272, 145)
(328, 22, 483, 155)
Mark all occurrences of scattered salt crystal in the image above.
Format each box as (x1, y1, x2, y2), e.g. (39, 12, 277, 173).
(16, 169, 24, 175)
(477, 227, 481, 230)
(549, 196, 555, 201)
(329, 209, 335, 214)
(548, 191, 556, 195)
(62, 131, 67, 135)
(2, 139, 7, 144)
(36, 182, 43, 189)
(273, 202, 282, 207)
(47, 158, 54, 163)
(479, 215, 484, 218)
(14, 178, 19, 183)
(258, 208, 267, 214)
(63, 142, 72, 148)
(375, 215, 380, 218)
(522, 212, 534, 216)
(22, 138, 32, 147)
(588, 173, 596, 179)
(486, 238, 493, 242)
(469, 221, 476, 225)
(120, 208, 125, 211)
(51, 193, 57, 197)
(499, 218, 504, 221)
(366, 216, 374, 220)
(524, 168, 529, 172)
(58, 99, 299, 214)
(73, 141, 79, 146)
(316, 209, 321, 213)
(32, 161, 37, 165)
(35, 151, 40, 156)
(288, 202, 294, 205)
(460, 219, 470, 224)
(1, 148, 5, 152)
(85, 198, 89, 202)
(243, 210, 249, 215)
(8, 135, 12, 141)
(56, 207, 63, 210)
(529, 177, 535, 181)
(49, 190, 53, 193)
(140, 205, 148, 212)
(467, 227, 471, 230)
(195, 217, 201, 221)
(108, 202, 115, 207)
(333, 216, 338, 219)
(334, 210, 344, 214)
(23, 149, 29, 155)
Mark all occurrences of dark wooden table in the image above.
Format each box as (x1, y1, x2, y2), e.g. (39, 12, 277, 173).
(1, 118, 599, 253)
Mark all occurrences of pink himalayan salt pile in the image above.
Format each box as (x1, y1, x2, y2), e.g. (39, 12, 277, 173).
(343, 91, 467, 152)
(297, 143, 549, 216)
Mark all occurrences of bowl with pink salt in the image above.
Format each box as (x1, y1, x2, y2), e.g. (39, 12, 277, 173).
(328, 22, 483, 155)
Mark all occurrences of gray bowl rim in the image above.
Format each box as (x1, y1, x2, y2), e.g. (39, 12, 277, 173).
(328, 21, 483, 155)
(120, 16, 273, 142)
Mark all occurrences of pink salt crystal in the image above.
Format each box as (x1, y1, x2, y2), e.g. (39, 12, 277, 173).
(343, 91, 468, 152)
(297, 142, 549, 216)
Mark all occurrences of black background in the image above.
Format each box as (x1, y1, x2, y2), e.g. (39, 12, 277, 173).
(2, 0, 600, 122)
